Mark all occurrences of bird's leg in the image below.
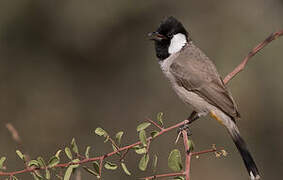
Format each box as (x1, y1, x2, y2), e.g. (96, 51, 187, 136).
(178, 111, 199, 136)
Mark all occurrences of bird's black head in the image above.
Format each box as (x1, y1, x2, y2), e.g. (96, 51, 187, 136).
(148, 16, 189, 60)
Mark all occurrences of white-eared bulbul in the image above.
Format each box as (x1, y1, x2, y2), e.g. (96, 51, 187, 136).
(148, 16, 260, 180)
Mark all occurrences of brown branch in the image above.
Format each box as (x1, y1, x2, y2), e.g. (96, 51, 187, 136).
(191, 147, 224, 156)
(147, 118, 164, 130)
(0, 120, 189, 177)
(223, 30, 283, 84)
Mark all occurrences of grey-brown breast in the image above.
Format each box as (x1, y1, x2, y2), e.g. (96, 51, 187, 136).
(169, 42, 240, 120)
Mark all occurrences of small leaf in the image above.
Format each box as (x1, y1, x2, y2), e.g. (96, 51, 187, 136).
(132, 145, 141, 150)
(152, 154, 158, 170)
(157, 112, 164, 126)
(150, 131, 159, 138)
(168, 149, 183, 172)
(16, 150, 24, 160)
(139, 130, 147, 146)
(115, 131, 124, 145)
(45, 169, 50, 180)
(85, 146, 91, 159)
(65, 147, 73, 160)
(173, 176, 185, 180)
(135, 147, 147, 154)
(83, 166, 99, 176)
(55, 150, 62, 159)
(137, 122, 151, 132)
(71, 159, 80, 168)
(31, 173, 41, 180)
(71, 138, 79, 154)
(139, 154, 149, 171)
(93, 161, 100, 174)
(121, 163, 131, 175)
(187, 139, 195, 152)
(94, 127, 107, 137)
(111, 144, 118, 152)
(11, 176, 19, 180)
(0, 157, 6, 169)
(64, 166, 74, 180)
(55, 174, 63, 180)
(103, 135, 110, 143)
(104, 161, 118, 170)
(37, 157, 46, 167)
(28, 160, 40, 167)
(48, 156, 60, 167)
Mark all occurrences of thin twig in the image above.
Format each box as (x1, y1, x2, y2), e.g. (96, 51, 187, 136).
(191, 147, 224, 156)
(223, 30, 283, 84)
(147, 118, 164, 130)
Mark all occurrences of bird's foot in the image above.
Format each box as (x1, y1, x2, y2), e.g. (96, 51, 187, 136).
(177, 123, 192, 136)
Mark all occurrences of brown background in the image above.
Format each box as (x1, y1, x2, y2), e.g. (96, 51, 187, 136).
(0, 0, 282, 179)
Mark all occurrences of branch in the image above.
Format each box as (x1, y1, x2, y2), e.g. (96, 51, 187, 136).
(182, 131, 191, 180)
(223, 30, 283, 84)
(0, 120, 189, 177)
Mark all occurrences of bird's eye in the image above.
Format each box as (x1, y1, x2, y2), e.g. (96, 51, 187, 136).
(167, 33, 173, 38)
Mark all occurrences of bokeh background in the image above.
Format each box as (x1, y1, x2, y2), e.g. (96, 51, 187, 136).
(0, 0, 282, 179)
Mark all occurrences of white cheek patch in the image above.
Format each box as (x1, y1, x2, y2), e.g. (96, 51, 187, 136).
(168, 33, 187, 54)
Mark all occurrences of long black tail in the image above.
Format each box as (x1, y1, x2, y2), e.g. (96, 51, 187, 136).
(227, 124, 260, 180)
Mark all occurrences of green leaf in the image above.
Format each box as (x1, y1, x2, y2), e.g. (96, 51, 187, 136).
(135, 147, 147, 154)
(93, 161, 100, 174)
(0, 157, 6, 169)
(139, 130, 147, 146)
(104, 161, 118, 170)
(65, 147, 73, 160)
(94, 127, 107, 137)
(103, 135, 110, 143)
(70, 159, 80, 168)
(31, 173, 41, 180)
(157, 112, 164, 126)
(83, 166, 99, 177)
(48, 156, 60, 168)
(85, 146, 91, 159)
(37, 157, 46, 167)
(150, 130, 159, 138)
(111, 144, 118, 152)
(28, 160, 40, 167)
(137, 122, 151, 132)
(168, 149, 183, 172)
(64, 166, 74, 180)
(11, 176, 19, 180)
(173, 176, 185, 180)
(115, 131, 124, 145)
(71, 138, 79, 154)
(187, 139, 195, 152)
(55, 150, 62, 159)
(45, 169, 50, 180)
(152, 154, 158, 170)
(16, 150, 24, 160)
(55, 174, 63, 180)
(121, 163, 131, 175)
(139, 154, 149, 171)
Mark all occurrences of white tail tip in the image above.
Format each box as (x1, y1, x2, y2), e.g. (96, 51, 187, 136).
(250, 171, 260, 180)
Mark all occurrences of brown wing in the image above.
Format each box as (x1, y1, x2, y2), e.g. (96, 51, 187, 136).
(170, 44, 240, 120)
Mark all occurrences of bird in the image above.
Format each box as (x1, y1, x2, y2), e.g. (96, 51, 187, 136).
(148, 16, 260, 180)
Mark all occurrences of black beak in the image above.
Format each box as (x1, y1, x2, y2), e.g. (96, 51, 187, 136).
(148, 32, 167, 41)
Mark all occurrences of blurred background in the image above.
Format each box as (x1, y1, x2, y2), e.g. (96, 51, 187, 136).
(0, 0, 282, 179)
